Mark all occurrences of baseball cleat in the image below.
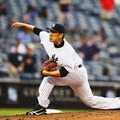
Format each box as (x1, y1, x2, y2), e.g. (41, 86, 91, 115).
(26, 104, 46, 115)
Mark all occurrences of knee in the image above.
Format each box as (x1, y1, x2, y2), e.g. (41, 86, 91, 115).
(83, 96, 96, 107)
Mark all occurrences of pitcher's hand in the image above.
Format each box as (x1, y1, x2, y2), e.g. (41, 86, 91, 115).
(12, 22, 23, 28)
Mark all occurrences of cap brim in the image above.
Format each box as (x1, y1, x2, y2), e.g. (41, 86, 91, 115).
(47, 28, 58, 33)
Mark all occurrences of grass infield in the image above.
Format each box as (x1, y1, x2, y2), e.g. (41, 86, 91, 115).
(0, 108, 83, 116)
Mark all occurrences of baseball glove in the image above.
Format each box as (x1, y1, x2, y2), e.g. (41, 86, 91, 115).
(41, 59, 57, 71)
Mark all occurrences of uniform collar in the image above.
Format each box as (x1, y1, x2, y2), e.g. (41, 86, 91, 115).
(54, 40, 64, 48)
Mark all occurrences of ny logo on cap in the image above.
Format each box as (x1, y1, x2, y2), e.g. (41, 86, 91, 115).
(52, 23, 55, 27)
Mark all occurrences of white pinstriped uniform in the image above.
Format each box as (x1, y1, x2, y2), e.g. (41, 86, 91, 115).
(37, 31, 120, 109)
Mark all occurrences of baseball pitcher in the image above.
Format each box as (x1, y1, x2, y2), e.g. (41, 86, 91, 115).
(12, 22, 120, 115)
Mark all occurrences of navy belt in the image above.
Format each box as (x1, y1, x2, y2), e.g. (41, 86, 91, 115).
(78, 64, 82, 68)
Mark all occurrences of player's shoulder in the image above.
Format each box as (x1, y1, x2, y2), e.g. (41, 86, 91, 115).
(64, 39, 72, 46)
(40, 30, 49, 35)
(40, 30, 49, 37)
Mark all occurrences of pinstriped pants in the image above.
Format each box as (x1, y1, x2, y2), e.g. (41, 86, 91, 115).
(37, 65, 120, 109)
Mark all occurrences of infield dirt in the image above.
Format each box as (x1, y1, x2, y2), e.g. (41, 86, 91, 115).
(0, 110, 120, 120)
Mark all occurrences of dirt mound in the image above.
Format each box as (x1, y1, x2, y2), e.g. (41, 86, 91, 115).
(0, 110, 120, 120)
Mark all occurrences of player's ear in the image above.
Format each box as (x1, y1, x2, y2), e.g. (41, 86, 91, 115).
(59, 33, 64, 38)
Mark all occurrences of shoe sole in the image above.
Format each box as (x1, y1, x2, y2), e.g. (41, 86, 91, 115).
(26, 111, 46, 115)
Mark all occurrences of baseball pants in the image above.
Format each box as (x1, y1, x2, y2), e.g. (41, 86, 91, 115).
(37, 65, 120, 109)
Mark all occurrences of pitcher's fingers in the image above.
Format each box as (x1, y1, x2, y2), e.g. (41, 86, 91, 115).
(11, 23, 17, 27)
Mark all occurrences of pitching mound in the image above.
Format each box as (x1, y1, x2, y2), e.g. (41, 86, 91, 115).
(0, 110, 120, 120)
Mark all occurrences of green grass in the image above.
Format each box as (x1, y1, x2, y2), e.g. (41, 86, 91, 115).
(0, 108, 30, 116)
(0, 108, 83, 116)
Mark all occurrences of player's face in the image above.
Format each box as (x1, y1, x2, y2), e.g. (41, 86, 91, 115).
(49, 32, 61, 43)
(50, 32, 63, 44)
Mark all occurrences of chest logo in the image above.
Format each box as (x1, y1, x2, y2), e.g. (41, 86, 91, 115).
(52, 54, 58, 62)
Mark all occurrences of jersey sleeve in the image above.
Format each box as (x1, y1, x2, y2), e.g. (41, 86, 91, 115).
(39, 31, 53, 56)
(39, 31, 49, 43)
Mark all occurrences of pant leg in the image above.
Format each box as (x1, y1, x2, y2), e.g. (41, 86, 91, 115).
(71, 81, 120, 109)
(37, 77, 54, 108)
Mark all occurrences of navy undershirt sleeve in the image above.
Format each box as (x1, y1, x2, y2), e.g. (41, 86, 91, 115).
(33, 27, 43, 36)
(59, 67, 69, 77)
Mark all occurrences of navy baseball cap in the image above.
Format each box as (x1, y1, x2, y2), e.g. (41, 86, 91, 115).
(47, 22, 65, 33)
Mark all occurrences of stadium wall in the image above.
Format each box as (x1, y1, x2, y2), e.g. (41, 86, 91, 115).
(0, 79, 120, 109)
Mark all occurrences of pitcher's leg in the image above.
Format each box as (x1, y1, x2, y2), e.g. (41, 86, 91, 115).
(37, 77, 54, 108)
(71, 81, 120, 109)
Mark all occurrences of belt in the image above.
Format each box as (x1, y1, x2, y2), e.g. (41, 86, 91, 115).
(78, 64, 82, 68)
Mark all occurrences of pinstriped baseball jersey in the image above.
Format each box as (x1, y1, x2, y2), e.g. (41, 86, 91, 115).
(39, 31, 83, 72)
